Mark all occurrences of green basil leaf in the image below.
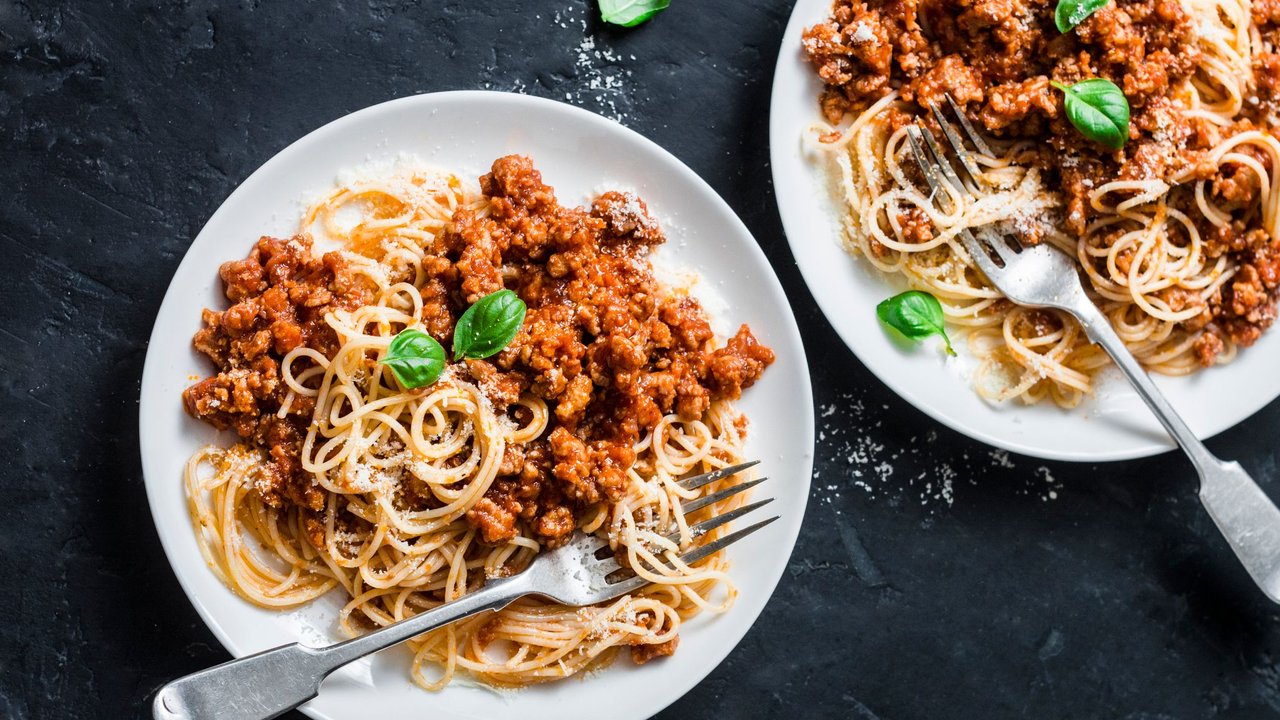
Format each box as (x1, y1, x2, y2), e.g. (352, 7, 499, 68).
(453, 289, 527, 361)
(1052, 78, 1130, 150)
(381, 328, 446, 389)
(876, 290, 956, 355)
(1054, 0, 1109, 32)
(599, 0, 670, 27)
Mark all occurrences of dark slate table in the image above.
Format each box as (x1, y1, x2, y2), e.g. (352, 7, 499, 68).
(4, 2, 1280, 718)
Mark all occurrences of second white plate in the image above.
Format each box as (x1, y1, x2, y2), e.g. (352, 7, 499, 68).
(769, 0, 1280, 461)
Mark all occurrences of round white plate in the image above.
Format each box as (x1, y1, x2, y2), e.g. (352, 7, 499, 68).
(140, 91, 814, 720)
(770, 0, 1280, 461)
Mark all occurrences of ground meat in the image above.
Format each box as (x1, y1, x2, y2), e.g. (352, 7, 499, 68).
(466, 495, 519, 544)
(1158, 287, 1210, 331)
(185, 156, 774, 553)
(533, 505, 575, 539)
(631, 637, 679, 664)
(896, 207, 935, 244)
(1213, 153, 1266, 210)
(465, 359, 525, 407)
(592, 191, 665, 246)
(1193, 330, 1225, 367)
(1253, 52, 1280, 110)
(803, 0, 1199, 200)
(707, 326, 776, 398)
(183, 235, 372, 512)
(1220, 264, 1278, 347)
(804, 0, 1280, 361)
(445, 157, 772, 544)
(1254, 2, 1280, 118)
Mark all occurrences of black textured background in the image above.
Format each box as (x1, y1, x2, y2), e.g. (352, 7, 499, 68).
(4, 1, 1280, 718)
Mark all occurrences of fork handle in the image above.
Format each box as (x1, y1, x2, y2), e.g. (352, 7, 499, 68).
(152, 573, 532, 720)
(1072, 300, 1280, 600)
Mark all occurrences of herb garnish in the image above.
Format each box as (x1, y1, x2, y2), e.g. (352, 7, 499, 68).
(1054, 0, 1109, 32)
(452, 289, 527, 361)
(381, 329, 446, 389)
(876, 290, 956, 356)
(599, 0, 670, 27)
(378, 290, 526, 391)
(1052, 78, 1130, 150)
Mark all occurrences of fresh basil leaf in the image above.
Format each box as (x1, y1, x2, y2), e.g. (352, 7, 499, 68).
(381, 328, 446, 389)
(1054, 0, 1109, 32)
(876, 290, 956, 355)
(599, 0, 670, 27)
(1052, 78, 1129, 150)
(453, 289, 527, 361)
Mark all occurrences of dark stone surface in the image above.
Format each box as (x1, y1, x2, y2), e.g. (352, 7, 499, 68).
(3, 1, 1280, 718)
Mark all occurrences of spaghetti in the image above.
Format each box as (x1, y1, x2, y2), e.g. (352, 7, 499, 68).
(803, 0, 1280, 407)
(181, 156, 774, 688)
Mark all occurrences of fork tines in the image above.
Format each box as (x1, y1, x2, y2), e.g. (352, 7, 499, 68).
(676, 459, 772, 539)
(681, 476, 768, 515)
(667, 497, 775, 544)
(603, 460, 777, 588)
(935, 94, 994, 176)
(678, 459, 760, 491)
(904, 97, 1019, 275)
(605, 514, 780, 592)
(672, 514, 779, 567)
(907, 93, 993, 195)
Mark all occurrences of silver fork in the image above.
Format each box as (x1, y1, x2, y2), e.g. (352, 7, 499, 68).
(906, 98, 1280, 604)
(152, 461, 776, 720)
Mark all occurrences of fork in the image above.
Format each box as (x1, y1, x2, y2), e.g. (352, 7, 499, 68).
(905, 98, 1280, 603)
(152, 461, 776, 720)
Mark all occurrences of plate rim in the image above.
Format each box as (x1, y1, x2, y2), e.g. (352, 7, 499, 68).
(767, 0, 1280, 462)
(139, 89, 814, 720)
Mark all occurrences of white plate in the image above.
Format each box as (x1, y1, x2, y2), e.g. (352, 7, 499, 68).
(140, 91, 814, 720)
(770, 0, 1280, 461)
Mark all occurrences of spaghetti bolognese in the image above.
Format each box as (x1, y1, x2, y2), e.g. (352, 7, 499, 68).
(803, 0, 1280, 407)
(180, 155, 774, 688)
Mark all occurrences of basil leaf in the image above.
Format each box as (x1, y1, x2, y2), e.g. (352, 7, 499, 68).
(876, 290, 956, 355)
(599, 0, 670, 27)
(1054, 0, 1109, 32)
(381, 328, 446, 389)
(1052, 78, 1129, 150)
(453, 289, 527, 361)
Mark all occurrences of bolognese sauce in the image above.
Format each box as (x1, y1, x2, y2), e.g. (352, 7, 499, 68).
(184, 155, 774, 550)
(803, 0, 1280, 365)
